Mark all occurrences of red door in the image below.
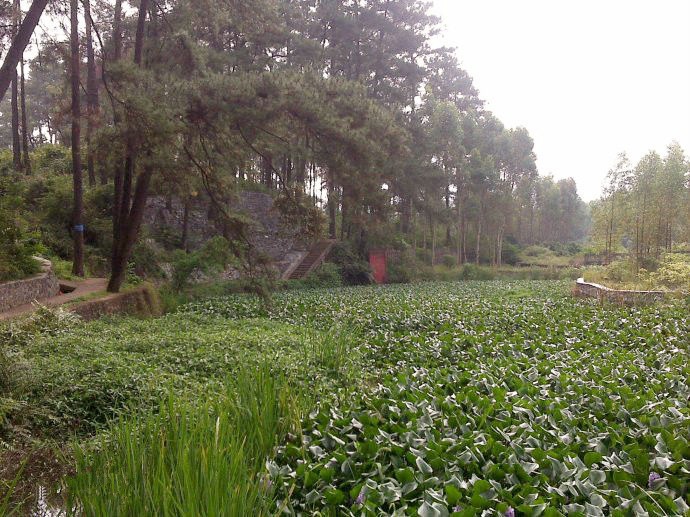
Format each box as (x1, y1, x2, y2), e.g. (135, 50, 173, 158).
(369, 250, 386, 284)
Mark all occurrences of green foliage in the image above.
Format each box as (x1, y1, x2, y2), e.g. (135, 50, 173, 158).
(183, 282, 689, 515)
(604, 260, 637, 283)
(501, 242, 520, 266)
(460, 263, 496, 280)
(523, 245, 551, 257)
(30, 145, 72, 176)
(0, 194, 40, 282)
(441, 254, 457, 268)
(171, 237, 235, 292)
(0, 306, 81, 348)
(328, 242, 372, 285)
(386, 261, 412, 284)
(294, 263, 343, 289)
(646, 254, 690, 291)
(274, 190, 326, 243)
(69, 366, 295, 516)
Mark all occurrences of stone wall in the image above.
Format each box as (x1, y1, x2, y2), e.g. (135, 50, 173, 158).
(143, 192, 308, 277)
(70, 284, 162, 322)
(0, 258, 60, 312)
(573, 278, 667, 306)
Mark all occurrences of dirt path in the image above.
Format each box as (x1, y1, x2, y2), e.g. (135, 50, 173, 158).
(0, 277, 108, 321)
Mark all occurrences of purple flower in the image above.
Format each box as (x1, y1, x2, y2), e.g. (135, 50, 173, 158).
(505, 507, 516, 517)
(453, 506, 462, 513)
(355, 492, 365, 505)
(648, 472, 662, 488)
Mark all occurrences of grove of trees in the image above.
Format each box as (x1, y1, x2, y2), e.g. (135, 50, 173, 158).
(590, 143, 690, 268)
(0, 0, 591, 290)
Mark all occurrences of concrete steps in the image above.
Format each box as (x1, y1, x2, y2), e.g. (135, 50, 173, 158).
(287, 240, 336, 280)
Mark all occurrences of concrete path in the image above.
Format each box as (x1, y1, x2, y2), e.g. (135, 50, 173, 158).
(0, 278, 108, 321)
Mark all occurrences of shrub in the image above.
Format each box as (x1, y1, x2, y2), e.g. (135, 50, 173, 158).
(0, 208, 40, 282)
(415, 248, 432, 264)
(0, 306, 81, 348)
(327, 242, 372, 285)
(604, 260, 635, 283)
(461, 264, 496, 280)
(501, 242, 520, 265)
(523, 245, 550, 257)
(300, 263, 343, 289)
(386, 262, 412, 284)
(441, 254, 457, 268)
(130, 240, 164, 279)
(647, 254, 690, 291)
(171, 237, 235, 291)
(31, 144, 72, 176)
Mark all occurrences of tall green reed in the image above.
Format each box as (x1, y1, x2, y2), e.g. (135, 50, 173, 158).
(68, 364, 303, 516)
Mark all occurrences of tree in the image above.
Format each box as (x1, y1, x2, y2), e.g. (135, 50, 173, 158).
(70, 0, 84, 276)
(108, 0, 151, 292)
(10, 0, 20, 171)
(83, 0, 100, 186)
(0, 0, 49, 103)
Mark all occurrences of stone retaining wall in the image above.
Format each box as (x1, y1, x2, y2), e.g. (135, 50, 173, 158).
(143, 192, 309, 278)
(0, 258, 60, 312)
(69, 284, 162, 322)
(574, 278, 666, 306)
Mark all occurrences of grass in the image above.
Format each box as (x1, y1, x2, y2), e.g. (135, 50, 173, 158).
(68, 365, 299, 516)
(1, 280, 688, 515)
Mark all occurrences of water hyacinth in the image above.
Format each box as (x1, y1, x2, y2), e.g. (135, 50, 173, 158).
(648, 472, 662, 488)
(505, 507, 515, 517)
(355, 492, 365, 505)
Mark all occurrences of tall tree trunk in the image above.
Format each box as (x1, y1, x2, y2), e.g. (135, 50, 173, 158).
(108, 0, 150, 293)
(84, 0, 98, 186)
(475, 217, 482, 265)
(431, 220, 436, 266)
(445, 183, 451, 245)
(327, 170, 337, 239)
(0, 0, 49, 103)
(181, 197, 190, 252)
(112, 0, 123, 61)
(20, 58, 30, 174)
(456, 195, 462, 265)
(70, 0, 84, 277)
(11, 0, 21, 172)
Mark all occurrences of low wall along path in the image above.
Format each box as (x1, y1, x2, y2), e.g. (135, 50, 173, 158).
(0, 258, 60, 313)
(574, 278, 667, 306)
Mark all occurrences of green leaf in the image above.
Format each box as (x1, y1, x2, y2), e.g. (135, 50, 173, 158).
(416, 456, 433, 475)
(584, 452, 603, 467)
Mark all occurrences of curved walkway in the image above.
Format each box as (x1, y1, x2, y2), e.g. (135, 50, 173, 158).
(0, 278, 108, 321)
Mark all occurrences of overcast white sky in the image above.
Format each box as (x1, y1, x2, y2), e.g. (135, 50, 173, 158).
(431, 0, 690, 201)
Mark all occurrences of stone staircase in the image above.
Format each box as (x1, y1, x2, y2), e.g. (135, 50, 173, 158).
(286, 240, 337, 280)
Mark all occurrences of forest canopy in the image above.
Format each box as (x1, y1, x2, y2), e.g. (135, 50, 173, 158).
(0, 0, 612, 290)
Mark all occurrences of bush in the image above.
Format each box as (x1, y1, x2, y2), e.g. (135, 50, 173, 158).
(523, 245, 550, 257)
(130, 240, 164, 279)
(604, 260, 635, 283)
(547, 242, 582, 256)
(386, 262, 412, 284)
(501, 243, 520, 266)
(461, 264, 496, 281)
(327, 242, 372, 285)
(441, 254, 457, 268)
(0, 306, 81, 348)
(300, 263, 343, 289)
(0, 208, 40, 282)
(31, 144, 72, 176)
(171, 237, 235, 291)
(415, 248, 432, 264)
(647, 254, 690, 291)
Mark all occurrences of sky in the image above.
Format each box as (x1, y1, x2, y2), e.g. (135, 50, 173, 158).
(431, 0, 690, 202)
